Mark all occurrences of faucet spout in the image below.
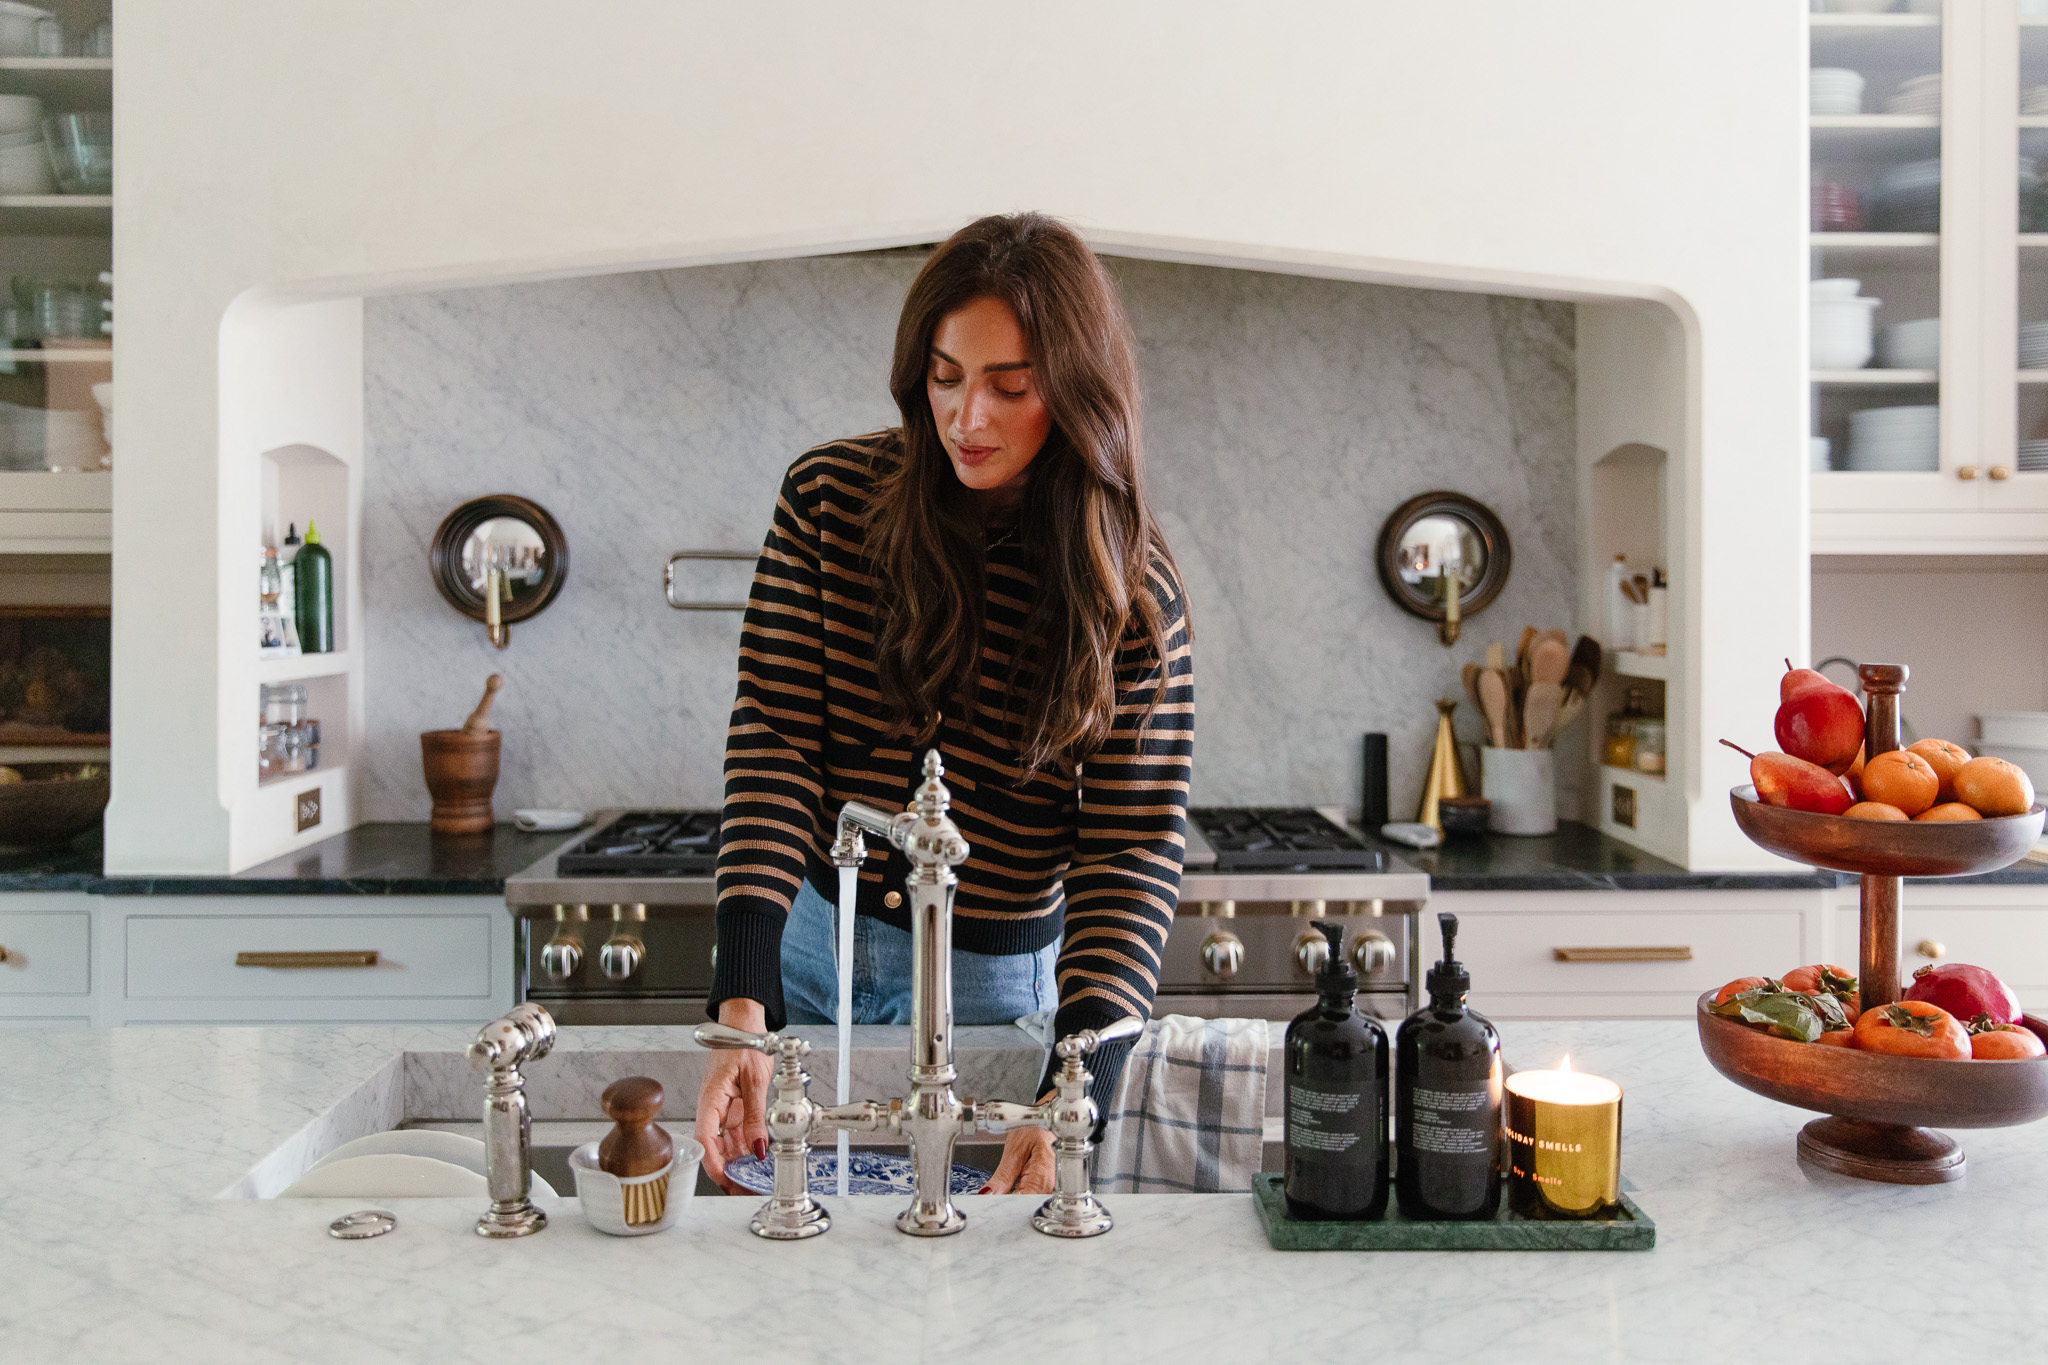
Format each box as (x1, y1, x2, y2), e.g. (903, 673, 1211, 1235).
(468, 1002, 555, 1238)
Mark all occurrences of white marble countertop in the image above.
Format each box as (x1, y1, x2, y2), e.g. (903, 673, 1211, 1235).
(5, 1018, 2045, 1362)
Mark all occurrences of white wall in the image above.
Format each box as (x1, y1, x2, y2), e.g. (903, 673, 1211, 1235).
(107, 0, 1808, 871)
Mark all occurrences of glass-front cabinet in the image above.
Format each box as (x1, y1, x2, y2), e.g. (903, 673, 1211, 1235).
(1811, 0, 2048, 548)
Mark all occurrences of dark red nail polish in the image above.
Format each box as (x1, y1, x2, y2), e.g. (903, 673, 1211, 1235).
(753, 1139, 769, 1161)
(977, 1184, 991, 1194)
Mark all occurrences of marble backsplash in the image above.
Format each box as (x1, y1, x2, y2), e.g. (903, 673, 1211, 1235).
(361, 253, 1578, 822)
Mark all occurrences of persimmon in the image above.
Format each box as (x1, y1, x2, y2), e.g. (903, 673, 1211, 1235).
(1853, 1001, 1969, 1059)
(1813, 1029, 1858, 1049)
(1968, 1014, 2046, 1061)
(1714, 975, 1773, 1005)
(1782, 963, 1860, 1022)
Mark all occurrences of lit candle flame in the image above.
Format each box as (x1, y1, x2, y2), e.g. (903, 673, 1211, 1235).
(1560, 1055, 1572, 1075)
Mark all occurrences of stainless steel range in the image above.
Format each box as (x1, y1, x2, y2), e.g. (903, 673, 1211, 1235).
(503, 805, 1429, 1025)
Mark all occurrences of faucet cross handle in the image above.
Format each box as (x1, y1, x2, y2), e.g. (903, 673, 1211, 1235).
(1054, 1014, 1145, 1060)
(694, 1020, 807, 1060)
(1031, 1015, 1144, 1242)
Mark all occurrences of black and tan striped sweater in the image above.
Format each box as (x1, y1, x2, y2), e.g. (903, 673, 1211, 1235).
(708, 433, 1195, 1104)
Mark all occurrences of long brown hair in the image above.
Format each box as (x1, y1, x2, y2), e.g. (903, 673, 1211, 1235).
(866, 212, 1179, 773)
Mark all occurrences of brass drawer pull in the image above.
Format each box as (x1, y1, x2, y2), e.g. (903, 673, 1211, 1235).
(235, 950, 380, 969)
(1552, 946, 1693, 963)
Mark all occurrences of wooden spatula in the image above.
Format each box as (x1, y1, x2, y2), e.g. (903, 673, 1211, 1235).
(1478, 668, 1511, 750)
(1462, 662, 1485, 718)
(1522, 681, 1565, 750)
(1568, 636, 1603, 693)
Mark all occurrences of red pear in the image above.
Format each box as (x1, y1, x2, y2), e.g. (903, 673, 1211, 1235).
(1722, 740, 1855, 816)
(1774, 661, 1864, 775)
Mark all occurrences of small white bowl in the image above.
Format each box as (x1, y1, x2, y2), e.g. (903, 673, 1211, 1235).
(1810, 278, 1861, 299)
(570, 1138, 701, 1236)
(514, 808, 588, 832)
(1877, 318, 1939, 370)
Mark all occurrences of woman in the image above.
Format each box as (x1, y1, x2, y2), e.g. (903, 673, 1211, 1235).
(696, 213, 1194, 1197)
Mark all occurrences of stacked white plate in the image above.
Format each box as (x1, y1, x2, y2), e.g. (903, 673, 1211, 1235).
(1810, 436, 1833, 473)
(2020, 321, 2048, 370)
(2017, 439, 2048, 473)
(1846, 404, 1939, 472)
(1811, 68, 1864, 116)
(1884, 74, 1941, 116)
(2025, 85, 2048, 117)
(1876, 317, 1939, 370)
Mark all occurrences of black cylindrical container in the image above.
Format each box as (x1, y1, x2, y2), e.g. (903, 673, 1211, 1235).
(1283, 922, 1390, 1220)
(1361, 732, 1389, 829)
(1395, 912, 1503, 1220)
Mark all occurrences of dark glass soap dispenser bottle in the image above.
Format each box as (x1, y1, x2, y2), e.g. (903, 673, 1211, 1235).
(1395, 913, 1503, 1220)
(1283, 921, 1389, 1221)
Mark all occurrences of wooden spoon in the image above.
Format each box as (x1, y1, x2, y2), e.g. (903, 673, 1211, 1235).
(1461, 662, 1485, 718)
(1478, 668, 1511, 750)
(1530, 636, 1570, 687)
(461, 674, 505, 735)
(1516, 626, 1538, 675)
(1523, 681, 1565, 750)
(1568, 636, 1603, 692)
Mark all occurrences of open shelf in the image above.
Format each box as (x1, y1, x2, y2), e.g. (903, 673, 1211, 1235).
(1811, 369, 1938, 385)
(1810, 117, 1941, 160)
(1809, 13, 1940, 29)
(0, 56, 108, 101)
(2021, 371, 2048, 385)
(0, 347, 110, 364)
(1811, 232, 1940, 266)
(255, 650, 353, 685)
(1612, 649, 1670, 681)
(0, 195, 109, 236)
(0, 744, 105, 765)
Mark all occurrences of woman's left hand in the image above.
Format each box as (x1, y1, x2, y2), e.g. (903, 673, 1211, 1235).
(980, 1125, 1056, 1194)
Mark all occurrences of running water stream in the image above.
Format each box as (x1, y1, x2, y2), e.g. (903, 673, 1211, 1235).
(835, 864, 857, 1197)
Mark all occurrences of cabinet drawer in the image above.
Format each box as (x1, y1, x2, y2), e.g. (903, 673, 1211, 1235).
(1834, 904, 2048, 996)
(0, 911, 89, 995)
(126, 914, 492, 1000)
(1454, 907, 1802, 1001)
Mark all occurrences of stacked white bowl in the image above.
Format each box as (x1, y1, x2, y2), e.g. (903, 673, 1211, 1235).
(1810, 436, 1833, 473)
(2017, 439, 2048, 473)
(1846, 405, 1939, 472)
(1876, 317, 1939, 371)
(2020, 321, 2048, 371)
(2026, 85, 2048, 117)
(1810, 68, 1864, 116)
(0, 92, 48, 194)
(1884, 74, 1941, 116)
(1812, 279, 1880, 370)
(1979, 713, 2048, 794)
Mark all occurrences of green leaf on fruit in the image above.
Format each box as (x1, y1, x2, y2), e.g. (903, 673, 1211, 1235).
(1819, 966, 1857, 999)
(1969, 1012, 2020, 1035)
(1877, 1004, 1938, 1038)
(1710, 988, 1826, 1043)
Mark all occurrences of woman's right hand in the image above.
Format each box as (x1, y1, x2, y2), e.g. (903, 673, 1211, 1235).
(695, 998, 774, 1194)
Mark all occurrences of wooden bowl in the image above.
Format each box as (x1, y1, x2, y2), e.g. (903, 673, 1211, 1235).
(0, 762, 108, 853)
(1730, 786, 2046, 877)
(1697, 991, 2048, 1182)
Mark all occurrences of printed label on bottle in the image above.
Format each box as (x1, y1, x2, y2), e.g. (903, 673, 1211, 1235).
(1287, 1085, 1371, 1154)
(1411, 1085, 1494, 1156)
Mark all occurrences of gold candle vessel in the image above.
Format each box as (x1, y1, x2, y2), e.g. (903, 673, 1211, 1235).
(1503, 1057, 1621, 1218)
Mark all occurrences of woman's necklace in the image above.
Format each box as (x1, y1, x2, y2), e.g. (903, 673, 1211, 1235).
(986, 525, 1019, 552)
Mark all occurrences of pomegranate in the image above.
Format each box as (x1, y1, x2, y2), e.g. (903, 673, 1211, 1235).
(1906, 962, 2022, 1027)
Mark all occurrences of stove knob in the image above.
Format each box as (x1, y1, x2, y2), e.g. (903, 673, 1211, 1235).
(599, 934, 644, 982)
(1201, 931, 1244, 979)
(1351, 931, 1396, 977)
(1294, 931, 1330, 977)
(539, 938, 582, 981)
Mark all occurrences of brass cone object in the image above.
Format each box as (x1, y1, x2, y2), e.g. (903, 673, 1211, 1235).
(1415, 698, 1467, 829)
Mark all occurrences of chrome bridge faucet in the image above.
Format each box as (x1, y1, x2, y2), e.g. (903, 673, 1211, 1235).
(468, 1000, 556, 1238)
(696, 749, 1142, 1240)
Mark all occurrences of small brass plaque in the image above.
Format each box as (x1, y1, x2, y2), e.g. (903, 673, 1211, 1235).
(296, 787, 323, 833)
(1611, 784, 1636, 829)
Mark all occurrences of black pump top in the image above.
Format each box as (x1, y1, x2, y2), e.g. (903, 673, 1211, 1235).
(1314, 920, 1356, 996)
(1426, 912, 1470, 1001)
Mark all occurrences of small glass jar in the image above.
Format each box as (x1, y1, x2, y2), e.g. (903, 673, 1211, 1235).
(257, 722, 290, 779)
(1602, 713, 1636, 769)
(1632, 720, 1667, 776)
(260, 681, 307, 726)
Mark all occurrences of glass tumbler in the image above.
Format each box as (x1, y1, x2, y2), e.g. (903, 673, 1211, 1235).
(42, 113, 110, 194)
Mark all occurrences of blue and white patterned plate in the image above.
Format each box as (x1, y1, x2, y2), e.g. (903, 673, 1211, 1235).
(724, 1149, 990, 1197)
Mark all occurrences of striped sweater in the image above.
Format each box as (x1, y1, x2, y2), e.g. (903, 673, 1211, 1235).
(709, 433, 1195, 1105)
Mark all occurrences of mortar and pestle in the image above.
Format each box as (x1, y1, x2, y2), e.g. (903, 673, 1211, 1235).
(421, 674, 503, 835)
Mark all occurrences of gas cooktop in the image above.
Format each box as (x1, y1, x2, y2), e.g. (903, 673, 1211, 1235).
(1187, 807, 1387, 872)
(555, 810, 721, 877)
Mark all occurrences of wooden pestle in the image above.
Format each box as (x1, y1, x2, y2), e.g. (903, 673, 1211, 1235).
(461, 674, 504, 735)
(598, 1076, 673, 1178)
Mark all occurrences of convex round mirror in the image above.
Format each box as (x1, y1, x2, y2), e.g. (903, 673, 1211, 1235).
(1375, 491, 1511, 629)
(430, 495, 568, 646)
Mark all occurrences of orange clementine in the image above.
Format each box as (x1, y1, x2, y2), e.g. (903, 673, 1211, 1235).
(1954, 756, 2037, 818)
(1860, 749, 1939, 817)
(1844, 801, 1908, 821)
(1843, 744, 1867, 800)
(1908, 738, 1971, 804)
(1915, 802, 1982, 823)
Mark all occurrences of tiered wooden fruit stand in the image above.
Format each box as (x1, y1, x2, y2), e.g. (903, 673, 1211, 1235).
(1698, 664, 2048, 1184)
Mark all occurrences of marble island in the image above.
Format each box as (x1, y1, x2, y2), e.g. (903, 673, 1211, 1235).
(7, 1018, 2045, 1360)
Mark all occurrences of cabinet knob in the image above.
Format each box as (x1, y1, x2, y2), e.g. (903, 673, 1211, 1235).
(1200, 931, 1244, 979)
(0, 945, 8, 963)
(1916, 938, 1945, 960)
(1958, 465, 1979, 481)
(1991, 465, 2012, 482)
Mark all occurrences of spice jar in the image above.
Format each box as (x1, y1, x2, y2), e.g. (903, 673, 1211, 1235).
(1632, 719, 1666, 776)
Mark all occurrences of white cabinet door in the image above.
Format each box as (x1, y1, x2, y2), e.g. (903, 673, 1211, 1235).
(1829, 883, 2048, 1002)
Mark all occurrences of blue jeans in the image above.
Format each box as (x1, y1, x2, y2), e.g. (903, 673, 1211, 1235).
(780, 877, 1059, 1025)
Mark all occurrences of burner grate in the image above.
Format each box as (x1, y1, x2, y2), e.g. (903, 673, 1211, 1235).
(1189, 807, 1386, 872)
(557, 811, 723, 877)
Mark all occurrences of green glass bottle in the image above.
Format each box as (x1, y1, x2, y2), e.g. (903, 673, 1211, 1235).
(294, 519, 334, 654)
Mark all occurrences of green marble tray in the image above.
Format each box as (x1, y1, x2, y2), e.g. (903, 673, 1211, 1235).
(1251, 1173, 1655, 1251)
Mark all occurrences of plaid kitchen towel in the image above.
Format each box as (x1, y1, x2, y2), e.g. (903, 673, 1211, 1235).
(1091, 1014, 1270, 1194)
